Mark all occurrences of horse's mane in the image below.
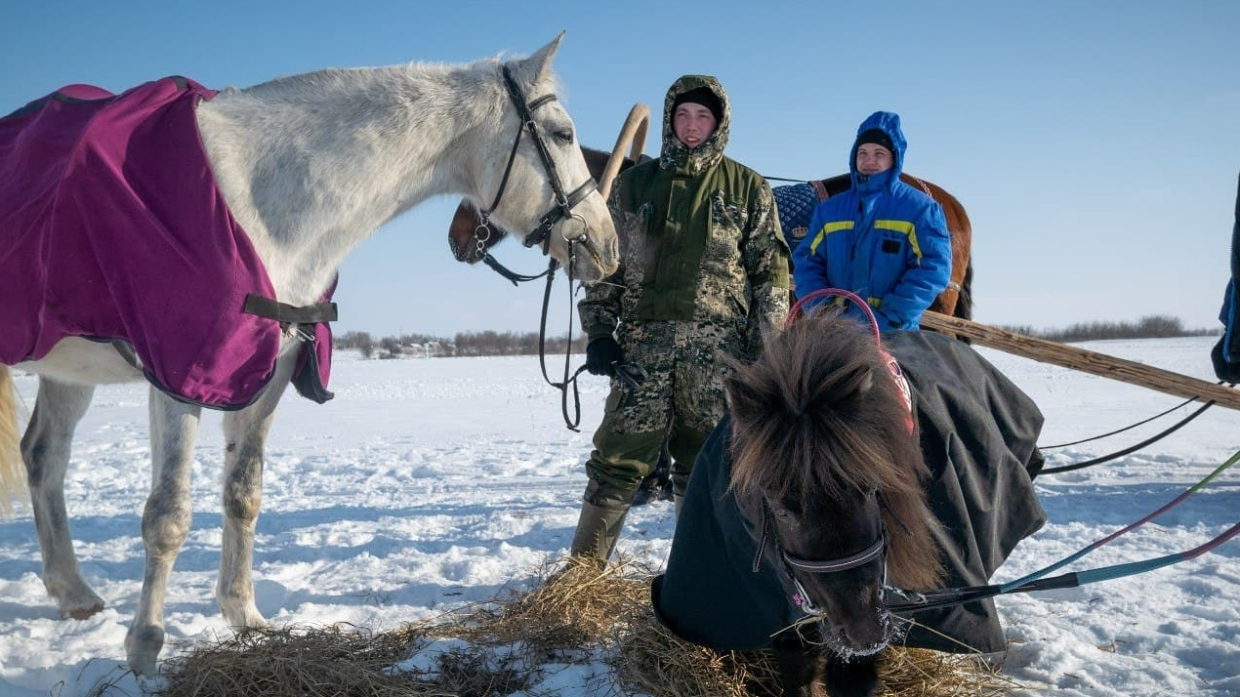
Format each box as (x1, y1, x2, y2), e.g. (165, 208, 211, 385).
(726, 312, 944, 590)
(223, 55, 561, 126)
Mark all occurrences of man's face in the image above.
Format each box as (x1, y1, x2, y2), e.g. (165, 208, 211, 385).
(856, 143, 894, 175)
(673, 103, 717, 149)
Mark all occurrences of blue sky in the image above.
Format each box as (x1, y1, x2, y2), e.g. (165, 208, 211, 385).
(4, 1, 1238, 339)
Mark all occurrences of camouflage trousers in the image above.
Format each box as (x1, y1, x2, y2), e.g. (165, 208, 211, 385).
(585, 319, 747, 493)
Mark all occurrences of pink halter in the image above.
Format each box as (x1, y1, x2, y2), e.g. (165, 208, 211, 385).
(786, 289, 914, 435)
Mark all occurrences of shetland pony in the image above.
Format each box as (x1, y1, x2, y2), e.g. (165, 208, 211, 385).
(652, 311, 1046, 697)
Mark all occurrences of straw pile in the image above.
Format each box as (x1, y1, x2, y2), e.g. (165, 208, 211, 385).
(94, 558, 1015, 697)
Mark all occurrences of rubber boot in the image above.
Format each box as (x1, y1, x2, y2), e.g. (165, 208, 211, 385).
(569, 479, 633, 561)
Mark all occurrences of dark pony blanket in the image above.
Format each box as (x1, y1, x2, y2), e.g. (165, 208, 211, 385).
(652, 330, 1047, 654)
(0, 77, 332, 409)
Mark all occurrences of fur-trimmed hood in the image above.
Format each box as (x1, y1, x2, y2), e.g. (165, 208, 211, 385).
(658, 74, 730, 176)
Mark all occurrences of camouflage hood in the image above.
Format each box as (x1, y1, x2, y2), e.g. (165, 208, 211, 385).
(659, 75, 729, 176)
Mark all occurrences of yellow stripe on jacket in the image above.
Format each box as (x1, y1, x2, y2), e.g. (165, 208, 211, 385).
(807, 219, 924, 262)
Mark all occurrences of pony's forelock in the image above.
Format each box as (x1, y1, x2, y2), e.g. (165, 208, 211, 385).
(726, 313, 944, 588)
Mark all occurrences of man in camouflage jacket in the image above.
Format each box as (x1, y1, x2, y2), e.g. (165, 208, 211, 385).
(570, 74, 790, 560)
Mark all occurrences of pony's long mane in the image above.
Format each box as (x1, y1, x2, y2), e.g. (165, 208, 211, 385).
(726, 312, 943, 590)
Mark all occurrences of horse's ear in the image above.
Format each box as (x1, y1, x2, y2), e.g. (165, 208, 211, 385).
(510, 32, 564, 87)
(838, 364, 875, 400)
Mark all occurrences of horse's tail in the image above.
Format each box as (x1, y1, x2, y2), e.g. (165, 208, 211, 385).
(955, 261, 974, 323)
(0, 365, 27, 518)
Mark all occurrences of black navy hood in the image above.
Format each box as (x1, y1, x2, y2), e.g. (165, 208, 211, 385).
(849, 110, 907, 188)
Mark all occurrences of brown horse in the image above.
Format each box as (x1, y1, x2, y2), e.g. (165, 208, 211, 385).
(449, 158, 973, 327)
(651, 310, 1046, 697)
(448, 146, 642, 266)
(774, 174, 974, 322)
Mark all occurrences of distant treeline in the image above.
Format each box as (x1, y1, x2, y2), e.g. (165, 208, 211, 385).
(334, 330, 587, 359)
(335, 315, 1218, 359)
(995, 314, 1218, 343)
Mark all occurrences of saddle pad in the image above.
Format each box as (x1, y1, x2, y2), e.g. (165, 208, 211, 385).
(0, 76, 331, 409)
(772, 181, 820, 251)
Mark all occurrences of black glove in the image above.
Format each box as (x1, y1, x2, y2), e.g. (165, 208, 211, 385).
(1212, 336, 1240, 383)
(585, 337, 623, 377)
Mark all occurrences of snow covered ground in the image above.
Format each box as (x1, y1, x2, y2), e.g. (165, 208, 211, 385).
(0, 335, 1237, 696)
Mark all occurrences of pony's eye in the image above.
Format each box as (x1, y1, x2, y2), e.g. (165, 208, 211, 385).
(554, 128, 574, 144)
(766, 499, 799, 520)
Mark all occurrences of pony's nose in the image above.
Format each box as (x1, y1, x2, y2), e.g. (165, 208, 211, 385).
(827, 597, 892, 654)
(836, 620, 890, 655)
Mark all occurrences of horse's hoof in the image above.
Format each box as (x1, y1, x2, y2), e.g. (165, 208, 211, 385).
(65, 603, 105, 620)
(56, 588, 107, 620)
(219, 598, 266, 630)
(125, 624, 166, 677)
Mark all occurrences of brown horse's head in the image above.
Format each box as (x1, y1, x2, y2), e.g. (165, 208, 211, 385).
(448, 146, 642, 264)
(726, 311, 943, 656)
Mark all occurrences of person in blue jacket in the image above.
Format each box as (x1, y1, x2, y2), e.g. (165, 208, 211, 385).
(793, 111, 951, 330)
(1211, 171, 1240, 383)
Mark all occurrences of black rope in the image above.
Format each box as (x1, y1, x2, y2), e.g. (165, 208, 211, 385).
(1040, 395, 1199, 449)
(1040, 399, 1215, 475)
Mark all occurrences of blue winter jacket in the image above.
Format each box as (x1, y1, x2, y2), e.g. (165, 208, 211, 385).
(792, 111, 952, 330)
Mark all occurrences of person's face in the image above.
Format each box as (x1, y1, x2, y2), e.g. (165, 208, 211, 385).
(673, 103, 717, 149)
(855, 143, 894, 175)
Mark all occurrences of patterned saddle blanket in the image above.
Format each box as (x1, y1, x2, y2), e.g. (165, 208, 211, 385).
(0, 76, 332, 409)
(773, 181, 825, 253)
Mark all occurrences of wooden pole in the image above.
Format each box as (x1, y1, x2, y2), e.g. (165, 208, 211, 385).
(918, 311, 1240, 412)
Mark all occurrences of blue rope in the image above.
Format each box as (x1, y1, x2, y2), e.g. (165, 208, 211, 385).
(1032, 518, 1240, 589)
(1000, 448, 1240, 592)
(888, 450, 1240, 614)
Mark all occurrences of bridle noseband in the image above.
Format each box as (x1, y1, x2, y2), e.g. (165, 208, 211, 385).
(783, 525, 889, 616)
(754, 499, 890, 618)
(477, 65, 598, 255)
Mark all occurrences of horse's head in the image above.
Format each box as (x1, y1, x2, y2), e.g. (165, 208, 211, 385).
(450, 145, 644, 267)
(466, 34, 618, 282)
(726, 311, 944, 656)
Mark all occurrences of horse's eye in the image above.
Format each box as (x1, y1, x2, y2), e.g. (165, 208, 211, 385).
(767, 500, 798, 519)
(554, 128, 574, 144)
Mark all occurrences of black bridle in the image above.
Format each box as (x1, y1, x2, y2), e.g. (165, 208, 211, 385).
(473, 64, 605, 431)
(477, 65, 598, 256)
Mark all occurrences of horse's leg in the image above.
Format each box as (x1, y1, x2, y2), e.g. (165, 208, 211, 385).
(821, 651, 880, 697)
(216, 355, 295, 629)
(125, 388, 201, 676)
(771, 635, 828, 697)
(21, 378, 105, 619)
(0, 366, 26, 517)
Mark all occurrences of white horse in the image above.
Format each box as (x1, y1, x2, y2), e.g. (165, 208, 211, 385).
(0, 33, 617, 675)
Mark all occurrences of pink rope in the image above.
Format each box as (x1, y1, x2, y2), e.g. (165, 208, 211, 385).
(787, 288, 881, 344)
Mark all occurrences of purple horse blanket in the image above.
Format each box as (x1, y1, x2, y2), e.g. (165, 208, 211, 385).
(0, 76, 333, 409)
